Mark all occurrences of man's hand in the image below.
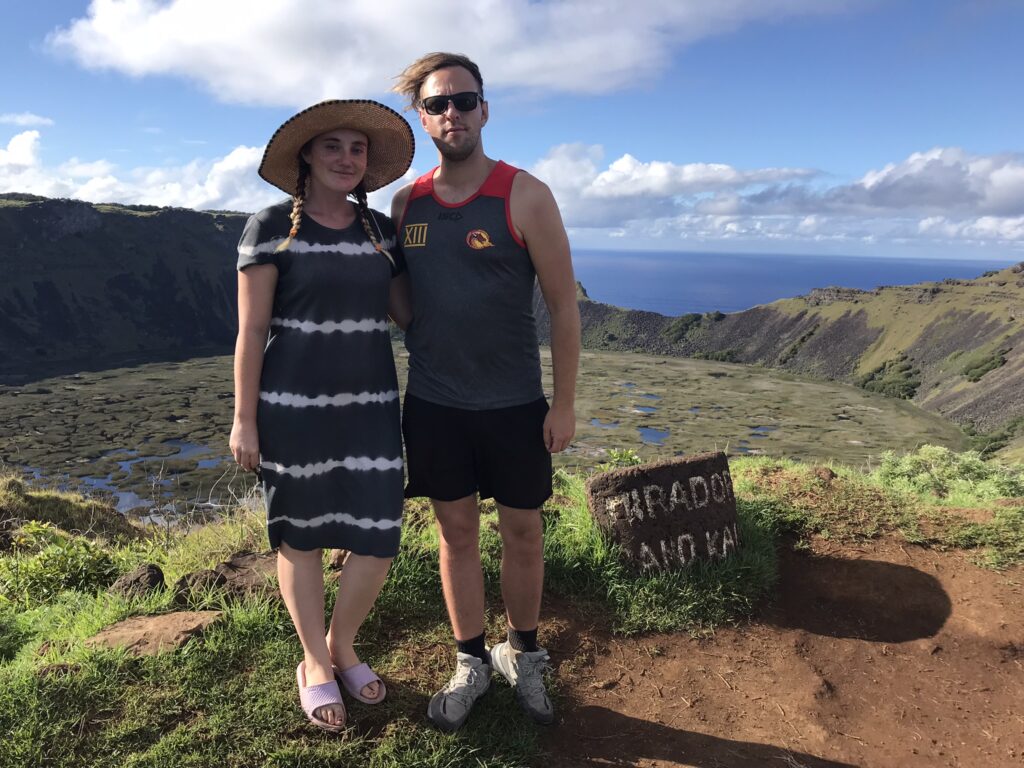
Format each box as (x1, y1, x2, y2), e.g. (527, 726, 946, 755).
(543, 401, 575, 453)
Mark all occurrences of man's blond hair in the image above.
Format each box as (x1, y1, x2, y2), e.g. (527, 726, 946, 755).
(393, 52, 485, 110)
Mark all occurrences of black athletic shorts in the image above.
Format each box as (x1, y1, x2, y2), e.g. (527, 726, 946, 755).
(402, 393, 553, 510)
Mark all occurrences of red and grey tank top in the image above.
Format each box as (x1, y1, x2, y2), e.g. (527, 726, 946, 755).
(400, 160, 543, 410)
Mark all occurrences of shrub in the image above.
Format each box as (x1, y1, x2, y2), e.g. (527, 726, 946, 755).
(662, 313, 702, 343)
(961, 348, 1009, 382)
(597, 448, 643, 471)
(857, 354, 921, 399)
(0, 523, 120, 606)
(874, 444, 1024, 500)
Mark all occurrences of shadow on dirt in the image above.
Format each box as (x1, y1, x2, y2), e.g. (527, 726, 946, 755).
(548, 705, 857, 767)
(763, 549, 952, 642)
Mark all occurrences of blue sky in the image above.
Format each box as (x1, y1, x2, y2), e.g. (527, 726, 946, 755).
(2, 0, 1023, 259)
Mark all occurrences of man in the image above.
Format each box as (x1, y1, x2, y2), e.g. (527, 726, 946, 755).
(391, 52, 581, 731)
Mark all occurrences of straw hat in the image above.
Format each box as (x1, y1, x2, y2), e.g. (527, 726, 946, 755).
(258, 99, 414, 194)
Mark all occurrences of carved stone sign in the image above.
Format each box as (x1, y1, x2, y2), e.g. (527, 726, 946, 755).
(586, 451, 740, 572)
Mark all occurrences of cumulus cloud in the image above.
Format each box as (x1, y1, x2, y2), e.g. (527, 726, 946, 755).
(0, 129, 416, 214)
(0, 112, 55, 127)
(5, 127, 1023, 250)
(0, 131, 42, 168)
(47, 0, 857, 106)
(530, 144, 1024, 248)
(0, 129, 276, 210)
(732, 147, 1024, 218)
(588, 155, 815, 198)
(531, 143, 815, 227)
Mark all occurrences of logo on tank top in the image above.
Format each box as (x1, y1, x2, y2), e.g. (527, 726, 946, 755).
(466, 229, 494, 249)
(403, 223, 428, 248)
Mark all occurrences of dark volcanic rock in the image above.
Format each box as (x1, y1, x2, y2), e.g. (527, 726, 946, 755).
(171, 569, 227, 608)
(171, 551, 278, 607)
(212, 550, 277, 597)
(108, 563, 165, 598)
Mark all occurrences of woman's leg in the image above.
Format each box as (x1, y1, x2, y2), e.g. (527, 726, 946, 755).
(327, 554, 394, 700)
(278, 542, 345, 725)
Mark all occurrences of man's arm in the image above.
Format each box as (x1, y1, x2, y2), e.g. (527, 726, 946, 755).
(388, 184, 414, 330)
(511, 172, 581, 453)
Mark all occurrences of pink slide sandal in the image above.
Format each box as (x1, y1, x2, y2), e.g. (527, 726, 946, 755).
(296, 661, 347, 732)
(336, 662, 387, 704)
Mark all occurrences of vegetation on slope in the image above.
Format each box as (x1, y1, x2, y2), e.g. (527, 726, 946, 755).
(1, 446, 1021, 766)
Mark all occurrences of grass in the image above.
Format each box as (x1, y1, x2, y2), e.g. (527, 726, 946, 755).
(1, 446, 1022, 766)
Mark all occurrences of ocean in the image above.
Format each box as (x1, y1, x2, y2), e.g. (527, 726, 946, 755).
(571, 250, 1020, 316)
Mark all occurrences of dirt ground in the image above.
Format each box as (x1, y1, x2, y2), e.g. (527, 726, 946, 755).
(543, 539, 1023, 768)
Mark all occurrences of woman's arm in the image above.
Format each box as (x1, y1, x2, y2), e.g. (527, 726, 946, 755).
(230, 264, 277, 471)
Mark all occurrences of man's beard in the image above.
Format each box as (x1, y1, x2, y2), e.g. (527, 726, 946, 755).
(431, 133, 478, 162)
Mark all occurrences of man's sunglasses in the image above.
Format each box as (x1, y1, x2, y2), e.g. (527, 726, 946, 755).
(420, 92, 481, 115)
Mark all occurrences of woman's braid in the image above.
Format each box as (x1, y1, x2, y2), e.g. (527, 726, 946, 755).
(275, 163, 308, 253)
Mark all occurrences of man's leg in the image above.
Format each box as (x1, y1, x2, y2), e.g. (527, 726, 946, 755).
(426, 494, 493, 731)
(434, 495, 485, 642)
(495, 504, 544, 634)
(489, 504, 554, 723)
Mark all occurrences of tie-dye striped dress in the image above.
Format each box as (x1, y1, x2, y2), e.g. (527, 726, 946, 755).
(236, 199, 404, 556)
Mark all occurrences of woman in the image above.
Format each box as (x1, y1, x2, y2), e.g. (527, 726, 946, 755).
(230, 100, 414, 732)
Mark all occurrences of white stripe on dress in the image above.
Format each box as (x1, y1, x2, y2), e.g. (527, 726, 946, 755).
(260, 390, 398, 408)
(267, 511, 402, 531)
(260, 457, 403, 477)
(239, 236, 397, 259)
(270, 317, 388, 334)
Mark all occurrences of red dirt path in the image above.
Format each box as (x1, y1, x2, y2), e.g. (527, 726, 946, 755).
(543, 539, 1023, 767)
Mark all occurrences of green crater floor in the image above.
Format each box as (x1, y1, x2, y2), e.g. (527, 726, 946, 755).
(0, 346, 967, 511)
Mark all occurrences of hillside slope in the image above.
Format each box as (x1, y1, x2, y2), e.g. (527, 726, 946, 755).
(537, 265, 1024, 448)
(0, 194, 246, 379)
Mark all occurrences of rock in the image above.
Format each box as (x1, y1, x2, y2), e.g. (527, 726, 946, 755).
(213, 551, 278, 597)
(171, 569, 226, 608)
(171, 551, 278, 607)
(108, 563, 165, 598)
(811, 466, 837, 484)
(86, 611, 223, 656)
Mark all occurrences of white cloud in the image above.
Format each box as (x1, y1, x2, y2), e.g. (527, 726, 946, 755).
(60, 158, 117, 178)
(0, 131, 41, 168)
(738, 147, 1024, 217)
(529, 144, 1024, 249)
(588, 155, 814, 198)
(4, 128, 1023, 251)
(47, 0, 858, 106)
(0, 129, 417, 215)
(531, 143, 814, 227)
(0, 113, 55, 127)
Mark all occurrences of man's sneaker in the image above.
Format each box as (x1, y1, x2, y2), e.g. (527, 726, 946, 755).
(489, 640, 555, 724)
(426, 652, 491, 732)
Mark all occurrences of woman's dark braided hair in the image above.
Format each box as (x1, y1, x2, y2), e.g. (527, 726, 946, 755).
(352, 181, 396, 270)
(275, 160, 309, 253)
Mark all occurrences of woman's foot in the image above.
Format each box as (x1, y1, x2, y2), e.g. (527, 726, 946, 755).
(301, 657, 347, 726)
(327, 634, 383, 702)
